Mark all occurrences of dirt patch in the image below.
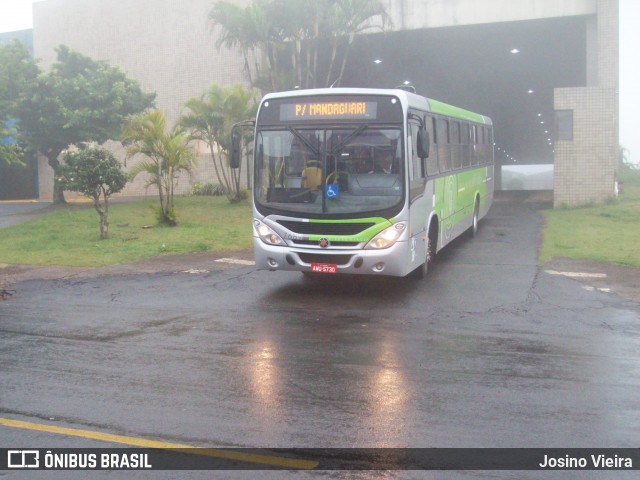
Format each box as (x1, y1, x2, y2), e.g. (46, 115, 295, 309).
(0, 250, 255, 296)
(2, 251, 639, 305)
(544, 257, 640, 304)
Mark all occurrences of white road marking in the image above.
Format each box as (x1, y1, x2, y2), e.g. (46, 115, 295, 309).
(215, 258, 256, 266)
(545, 270, 607, 278)
(582, 286, 612, 293)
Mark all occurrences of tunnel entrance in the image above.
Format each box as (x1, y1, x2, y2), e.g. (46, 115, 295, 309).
(340, 15, 589, 189)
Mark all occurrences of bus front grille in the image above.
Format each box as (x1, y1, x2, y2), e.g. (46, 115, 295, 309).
(277, 220, 375, 236)
(297, 253, 353, 266)
(292, 240, 360, 247)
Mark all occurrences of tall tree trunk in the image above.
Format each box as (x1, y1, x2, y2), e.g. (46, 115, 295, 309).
(265, 44, 277, 92)
(94, 189, 108, 239)
(99, 211, 108, 239)
(242, 49, 253, 86)
(325, 38, 339, 87)
(157, 170, 166, 224)
(294, 39, 302, 87)
(336, 33, 355, 87)
(48, 150, 66, 204)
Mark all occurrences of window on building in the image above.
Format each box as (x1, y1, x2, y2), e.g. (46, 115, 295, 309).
(555, 110, 573, 141)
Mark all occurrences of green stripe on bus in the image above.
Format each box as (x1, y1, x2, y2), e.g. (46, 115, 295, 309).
(307, 217, 392, 243)
(428, 99, 487, 123)
(307, 217, 390, 224)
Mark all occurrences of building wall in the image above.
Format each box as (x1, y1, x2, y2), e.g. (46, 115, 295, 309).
(33, 0, 250, 200)
(32, 0, 618, 207)
(385, 0, 596, 30)
(553, 0, 618, 207)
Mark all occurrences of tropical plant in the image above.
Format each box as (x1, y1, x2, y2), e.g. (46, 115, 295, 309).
(15, 45, 155, 203)
(191, 182, 226, 196)
(122, 110, 196, 225)
(57, 145, 128, 239)
(181, 84, 257, 203)
(322, 0, 391, 87)
(208, 0, 390, 92)
(619, 146, 638, 171)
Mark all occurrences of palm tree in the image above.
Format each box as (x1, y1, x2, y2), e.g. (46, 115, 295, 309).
(209, 0, 282, 91)
(181, 84, 257, 203)
(209, 0, 389, 92)
(324, 0, 390, 87)
(122, 110, 196, 225)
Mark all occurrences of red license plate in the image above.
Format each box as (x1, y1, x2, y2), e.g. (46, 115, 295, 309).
(310, 263, 337, 274)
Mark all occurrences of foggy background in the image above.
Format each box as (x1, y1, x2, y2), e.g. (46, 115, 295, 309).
(0, 0, 640, 163)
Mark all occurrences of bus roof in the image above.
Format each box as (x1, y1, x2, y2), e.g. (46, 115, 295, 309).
(261, 88, 492, 125)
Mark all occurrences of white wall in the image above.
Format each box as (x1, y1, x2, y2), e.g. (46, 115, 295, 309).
(385, 0, 596, 30)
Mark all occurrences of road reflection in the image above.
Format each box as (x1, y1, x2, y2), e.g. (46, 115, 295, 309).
(250, 341, 278, 406)
(367, 334, 409, 446)
(243, 300, 412, 447)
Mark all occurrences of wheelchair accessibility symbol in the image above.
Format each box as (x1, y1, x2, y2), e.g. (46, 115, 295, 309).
(325, 184, 339, 200)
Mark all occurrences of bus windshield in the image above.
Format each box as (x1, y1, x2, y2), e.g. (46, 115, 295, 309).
(254, 126, 403, 216)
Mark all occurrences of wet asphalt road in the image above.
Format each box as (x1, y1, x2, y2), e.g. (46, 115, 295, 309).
(1, 196, 639, 479)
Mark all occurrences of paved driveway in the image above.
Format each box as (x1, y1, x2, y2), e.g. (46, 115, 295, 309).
(0, 201, 51, 228)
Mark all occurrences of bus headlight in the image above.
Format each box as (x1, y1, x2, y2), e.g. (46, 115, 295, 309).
(365, 222, 407, 250)
(253, 219, 284, 246)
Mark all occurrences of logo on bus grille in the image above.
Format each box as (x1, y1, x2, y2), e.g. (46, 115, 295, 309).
(319, 238, 330, 248)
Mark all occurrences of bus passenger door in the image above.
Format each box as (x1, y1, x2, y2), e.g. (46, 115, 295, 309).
(436, 118, 456, 244)
(407, 119, 429, 273)
(442, 174, 457, 242)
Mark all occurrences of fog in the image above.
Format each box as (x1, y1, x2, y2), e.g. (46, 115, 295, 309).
(0, 0, 638, 163)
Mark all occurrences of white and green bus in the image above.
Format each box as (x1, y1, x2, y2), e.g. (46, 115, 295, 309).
(234, 88, 494, 278)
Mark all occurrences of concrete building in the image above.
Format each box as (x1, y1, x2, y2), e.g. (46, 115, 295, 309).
(32, 0, 248, 200)
(27, 0, 618, 207)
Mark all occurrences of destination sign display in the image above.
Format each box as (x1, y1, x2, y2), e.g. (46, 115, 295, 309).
(279, 101, 378, 121)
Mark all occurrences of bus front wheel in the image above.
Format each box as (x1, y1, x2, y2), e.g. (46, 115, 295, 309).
(413, 227, 436, 280)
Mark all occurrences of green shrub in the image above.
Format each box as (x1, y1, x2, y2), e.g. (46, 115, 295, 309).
(191, 182, 226, 196)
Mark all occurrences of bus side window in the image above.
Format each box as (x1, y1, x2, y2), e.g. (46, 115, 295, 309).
(488, 128, 494, 164)
(471, 125, 479, 165)
(482, 127, 489, 165)
(426, 115, 439, 176)
(451, 121, 462, 170)
(437, 118, 451, 173)
(462, 123, 471, 168)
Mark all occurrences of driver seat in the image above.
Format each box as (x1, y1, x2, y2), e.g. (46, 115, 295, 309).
(301, 165, 322, 191)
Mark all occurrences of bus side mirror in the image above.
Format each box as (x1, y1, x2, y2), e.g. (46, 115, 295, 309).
(230, 130, 241, 169)
(417, 128, 430, 158)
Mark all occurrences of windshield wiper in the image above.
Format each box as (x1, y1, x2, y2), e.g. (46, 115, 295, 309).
(288, 127, 321, 156)
(329, 124, 368, 155)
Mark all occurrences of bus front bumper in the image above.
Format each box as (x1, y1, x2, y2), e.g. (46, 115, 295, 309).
(253, 238, 411, 277)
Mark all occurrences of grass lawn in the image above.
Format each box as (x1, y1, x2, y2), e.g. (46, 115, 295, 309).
(539, 169, 640, 267)
(2, 172, 638, 268)
(0, 196, 252, 267)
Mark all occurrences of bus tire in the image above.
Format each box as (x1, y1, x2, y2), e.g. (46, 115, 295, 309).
(471, 198, 480, 237)
(413, 225, 436, 280)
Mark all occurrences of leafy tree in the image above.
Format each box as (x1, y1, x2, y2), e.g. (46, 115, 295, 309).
(0, 40, 39, 167)
(181, 84, 257, 203)
(16, 45, 155, 203)
(57, 146, 128, 239)
(122, 110, 196, 225)
(0, 122, 24, 167)
(209, 0, 389, 92)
